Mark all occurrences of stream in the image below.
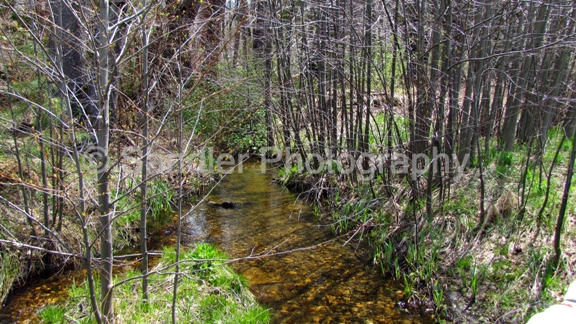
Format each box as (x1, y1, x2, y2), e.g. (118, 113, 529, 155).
(1, 161, 428, 323)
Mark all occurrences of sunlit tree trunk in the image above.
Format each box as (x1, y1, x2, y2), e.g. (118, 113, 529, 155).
(96, 0, 113, 321)
(140, 0, 150, 302)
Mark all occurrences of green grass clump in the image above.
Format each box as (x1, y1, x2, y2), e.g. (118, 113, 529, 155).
(113, 179, 175, 248)
(39, 305, 65, 323)
(0, 250, 20, 306)
(57, 243, 269, 323)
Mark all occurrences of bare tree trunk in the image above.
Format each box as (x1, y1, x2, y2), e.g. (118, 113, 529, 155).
(25, 0, 52, 239)
(517, 3, 551, 145)
(45, 2, 103, 319)
(413, 0, 430, 155)
(553, 127, 576, 267)
(445, 29, 464, 177)
(545, 8, 575, 141)
(500, 3, 534, 152)
(171, 62, 184, 324)
(96, 0, 113, 321)
(361, 0, 373, 167)
(254, 0, 274, 147)
(50, 0, 99, 125)
(485, 63, 507, 153)
(458, 5, 487, 168)
(140, 0, 150, 301)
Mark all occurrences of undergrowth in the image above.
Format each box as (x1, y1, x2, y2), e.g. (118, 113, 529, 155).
(277, 127, 576, 323)
(38, 243, 270, 323)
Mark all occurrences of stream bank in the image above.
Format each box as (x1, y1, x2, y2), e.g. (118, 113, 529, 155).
(1, 161, 429, 323)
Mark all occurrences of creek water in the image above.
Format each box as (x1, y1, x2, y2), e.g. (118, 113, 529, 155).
(1, 161, 427, 323)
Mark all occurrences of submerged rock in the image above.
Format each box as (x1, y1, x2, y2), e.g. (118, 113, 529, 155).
(208, 201, 236, 209)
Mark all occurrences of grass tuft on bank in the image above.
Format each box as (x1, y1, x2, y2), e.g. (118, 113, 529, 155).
(39, 243, 270, 323)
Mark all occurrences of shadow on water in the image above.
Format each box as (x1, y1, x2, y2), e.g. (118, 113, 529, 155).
(1, 161, 430, 323)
